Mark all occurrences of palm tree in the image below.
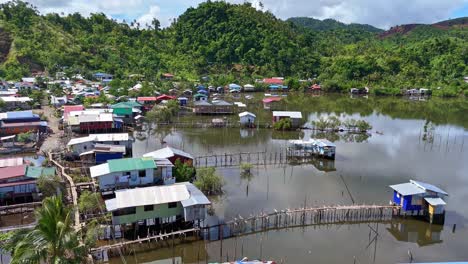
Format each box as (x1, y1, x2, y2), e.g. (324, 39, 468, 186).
(0, 196, 86, 263)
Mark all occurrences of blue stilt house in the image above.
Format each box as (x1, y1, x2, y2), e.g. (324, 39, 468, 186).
(389, 180, 448, 224)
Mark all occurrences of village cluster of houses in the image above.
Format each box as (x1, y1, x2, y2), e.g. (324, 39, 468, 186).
(67, 132, 210, 236)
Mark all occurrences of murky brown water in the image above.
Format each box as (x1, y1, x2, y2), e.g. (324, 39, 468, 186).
(103, 95, 468, 263)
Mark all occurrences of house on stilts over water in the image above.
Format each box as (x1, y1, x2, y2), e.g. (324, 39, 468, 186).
(389, 180, 448, 224)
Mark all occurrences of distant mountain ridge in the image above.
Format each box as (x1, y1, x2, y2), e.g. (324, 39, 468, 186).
(287, 17, 383, 33)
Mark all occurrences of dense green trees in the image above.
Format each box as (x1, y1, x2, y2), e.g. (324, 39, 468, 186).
(0, 1, 466, 95)
(0, 195, 86, 263)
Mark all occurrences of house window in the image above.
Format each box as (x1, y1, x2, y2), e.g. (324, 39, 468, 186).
(125, 172, 131, 176)
(168, 202, 177, 208)
(144, 205, 154, 211)
(139, 170, 146, 177)
(113, 207, 136, 216)
(114, 141, 119, 145)
(83, 146, 87, 150)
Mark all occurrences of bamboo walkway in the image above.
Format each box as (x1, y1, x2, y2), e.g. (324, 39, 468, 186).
(202, 204, 400, 240)
(91, 204, 400, 256)
(90, 228, 199, 253)
(48, 152, 81, 231)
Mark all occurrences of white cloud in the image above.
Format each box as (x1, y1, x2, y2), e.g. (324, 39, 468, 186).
(136, 5, 162, 28)
(1, 0, 466, 29)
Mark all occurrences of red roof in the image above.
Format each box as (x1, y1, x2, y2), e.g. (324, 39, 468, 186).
(263, 78, 284, 85)
(0, 165, 26, 180)
(0, 179, 36, 188)
(262, 97, 283, 103)
(156, 94, 176, 101)
(137, 97, 157, 102)
(311, 84, 321, 90)
(63, 105, 84, 114)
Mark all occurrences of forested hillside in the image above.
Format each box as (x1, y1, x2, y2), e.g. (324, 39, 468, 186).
(287, 17, 382, 33)
(0, 1, 467, 95)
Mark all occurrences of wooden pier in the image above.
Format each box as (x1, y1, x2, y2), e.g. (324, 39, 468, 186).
(193, 151, 333, 168)
(90, 204, 401, 258)
(201, 204, 400, 241)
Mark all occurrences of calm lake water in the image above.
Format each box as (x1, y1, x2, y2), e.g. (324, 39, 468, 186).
(118, 94, 468, 264)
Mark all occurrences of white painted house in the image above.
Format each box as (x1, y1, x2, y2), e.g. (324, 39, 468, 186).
(90, 157, 174, 191)
(239, 111, 256, 126)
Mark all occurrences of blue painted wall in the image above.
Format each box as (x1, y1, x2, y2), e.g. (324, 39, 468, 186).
(96, 153, 124, 164)
(393, 191, 422, 211)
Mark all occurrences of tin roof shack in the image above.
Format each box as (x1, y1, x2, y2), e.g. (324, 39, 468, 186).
(90, 157, 174, 192)
(272, 111, 303, 128)
(68, 112, 122, 133)
(80, 144, 126, 164)
(62, 105, 85, 122)
(67, 133, 131, 155)
(1, 97, 32, 110)
(143, 146, 194, 166)
(239, 112, 256, 127)
(193, 100, 234, 115)
(390, 180, 448, 224)
(104, 182, 210, 227)
(314, 139, 336, 159)
(0, 165, 56, 203)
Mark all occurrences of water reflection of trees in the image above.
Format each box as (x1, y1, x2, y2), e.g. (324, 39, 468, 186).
(279, 93, 468, 129)
(313, 131, 371, 143)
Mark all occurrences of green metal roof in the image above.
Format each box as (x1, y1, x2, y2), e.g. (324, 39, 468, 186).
(111, 101, 141, 109)
(24, 166, 56, 179)
(108, 158, 156, 172)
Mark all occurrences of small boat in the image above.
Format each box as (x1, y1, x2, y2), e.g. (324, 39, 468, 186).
(213, 257, 276, 264)
(245, 95, 253, 100)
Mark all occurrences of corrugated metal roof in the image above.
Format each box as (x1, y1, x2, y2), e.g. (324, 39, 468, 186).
(389, 183, 426, 196)
(108, 157, 156, 173)
(179, 182, 211, 207)
(424, 197, 446, 206)
(411, 180, 448, 196)
(78, 113, 113, 123)
(6, 111, 35, 119)
(105, 184, 190, 211)
(1, 97, 32, 103)
(0, 165, 26, 180)
(0, 180, 36, 188)
(90, 163, 110, 178)
(94, 144, 126, 153)
(91, 133, 129, 142)
(0, 157, 23, 168)
(143, 147, 194, 160)
(24, 166, 56, 179)
(0, 121, 41, 128)
(154, 158, 174, 167)
(272, 111, 302, 119)
(67, 136, 93, 146)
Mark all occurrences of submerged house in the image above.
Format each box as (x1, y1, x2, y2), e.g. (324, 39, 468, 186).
(389, 180, 448, 224)
(239, 112, 256, 127)
(272, 111, 303, 128)
(104, 182, 210, 227)
(90, 157, 174, 192)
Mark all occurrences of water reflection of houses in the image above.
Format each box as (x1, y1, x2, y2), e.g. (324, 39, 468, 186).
(387, 220, 443, 247)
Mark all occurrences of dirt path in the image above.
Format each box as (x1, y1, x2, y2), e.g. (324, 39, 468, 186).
(38, 105, 64, 153)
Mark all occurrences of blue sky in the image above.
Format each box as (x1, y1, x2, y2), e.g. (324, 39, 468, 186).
(2, 0, 467, 29)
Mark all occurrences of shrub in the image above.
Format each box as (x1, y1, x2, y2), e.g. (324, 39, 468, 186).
(174, 159, 195, 182)
(194, 167, 224, 195)
(273, 118, 292, 130)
